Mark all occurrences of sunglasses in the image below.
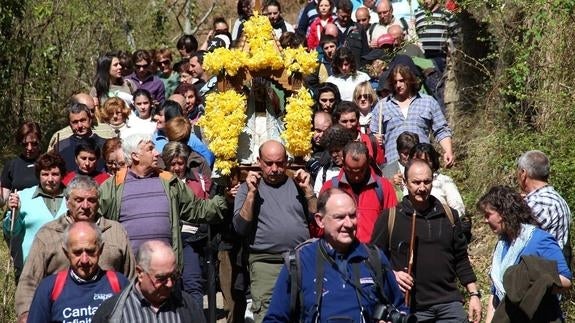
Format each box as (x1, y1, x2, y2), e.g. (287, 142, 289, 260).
(136, 63, 150, 70)
(356, 94, 373, 101)
(158, 60, 171, 66)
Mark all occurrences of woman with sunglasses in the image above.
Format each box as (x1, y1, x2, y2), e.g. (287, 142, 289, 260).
(314, 82, 341, 114)
(155, 48, 179, 98)
(353, 81, 378, 134)
(125, 49, 166, 106)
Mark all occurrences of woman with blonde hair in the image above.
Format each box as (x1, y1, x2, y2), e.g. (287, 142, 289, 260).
(353, 81, 377, 134)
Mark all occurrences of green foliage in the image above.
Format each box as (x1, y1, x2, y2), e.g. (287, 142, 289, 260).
(455, 0, 575, 319)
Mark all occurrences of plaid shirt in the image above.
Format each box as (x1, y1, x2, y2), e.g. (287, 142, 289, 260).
(370, 93, 452, 163)
(525, 185, 571, 248)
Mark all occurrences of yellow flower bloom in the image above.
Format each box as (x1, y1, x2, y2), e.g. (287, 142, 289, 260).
(198, 90, 247, 175)
(281, 87, 314, 157)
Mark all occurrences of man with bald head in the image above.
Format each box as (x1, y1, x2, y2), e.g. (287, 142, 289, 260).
(352, 0, 378, 25)
(27, 222, 130, 322)
(93, 240, 206, 322)
(48, 93, 115, 151)
(371, 159, 482, 323)
(233, 140, 317, 323)
(354, 7, 373, 29)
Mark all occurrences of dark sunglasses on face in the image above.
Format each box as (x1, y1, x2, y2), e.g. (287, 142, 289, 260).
(357, 94, 373, 101)
(158, 60, 171, 66)
(136, 63, 150, 70)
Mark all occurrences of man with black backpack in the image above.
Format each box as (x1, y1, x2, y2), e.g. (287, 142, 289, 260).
(265, 188, 407, 322)
(371, 159, 482, 323)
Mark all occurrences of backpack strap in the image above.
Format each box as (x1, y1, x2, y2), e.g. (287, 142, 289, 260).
(440, 202, 455, 227)
(387, 207, 396, 250)
(331, 176, 340, 189)
(374, 177, 384, 206)
(106, 271, 121, 294)
(363, 244, 391, 305)
(286, 238, 318, 321)
(50, 270, 69, 302)
(368, 23, 377, 41)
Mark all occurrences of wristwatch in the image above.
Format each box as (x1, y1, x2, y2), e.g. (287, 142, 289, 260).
(469, 291, 482, 298)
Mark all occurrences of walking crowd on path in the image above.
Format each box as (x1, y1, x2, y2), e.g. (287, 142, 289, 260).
(1, 0, 572, 322)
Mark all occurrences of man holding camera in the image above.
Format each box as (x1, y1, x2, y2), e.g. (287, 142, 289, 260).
(264, 188, 407, 322)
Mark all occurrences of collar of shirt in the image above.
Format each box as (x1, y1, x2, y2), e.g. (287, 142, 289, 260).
(32, 185, 65, 199)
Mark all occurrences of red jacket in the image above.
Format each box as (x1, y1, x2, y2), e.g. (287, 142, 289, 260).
(319, 169, 397, 242)
(306, 16, 335, 50)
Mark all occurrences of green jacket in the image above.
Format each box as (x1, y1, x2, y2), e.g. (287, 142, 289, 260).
(98, 168, 228, 269)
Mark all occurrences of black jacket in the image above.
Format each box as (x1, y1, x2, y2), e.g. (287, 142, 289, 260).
(371, 196, 476, 309)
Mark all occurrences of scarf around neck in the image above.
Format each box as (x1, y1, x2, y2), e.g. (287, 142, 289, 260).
(490, 223, 537, 301)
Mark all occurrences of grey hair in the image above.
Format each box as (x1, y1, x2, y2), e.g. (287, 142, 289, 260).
(65, 175, 99, 200)
(517, 150, 550, 181)
(122, 133, 154, 166)
(136, 240, 174, 271)
(67, 102, 92, 117)
(62, 221, 103, 251)
(342, 141, 369, 161)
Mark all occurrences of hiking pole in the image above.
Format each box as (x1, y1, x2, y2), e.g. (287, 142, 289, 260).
(404, 209, 416, 307)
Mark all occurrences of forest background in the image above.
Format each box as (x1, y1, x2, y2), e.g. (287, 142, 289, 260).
(0, 0, 574, 321)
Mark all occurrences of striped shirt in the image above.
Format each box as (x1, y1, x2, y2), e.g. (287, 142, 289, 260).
(370, 93, 452, 163)
(414, 7, 460, 57)
(525, 185, 571, 248)
(121, 287, 182, 323)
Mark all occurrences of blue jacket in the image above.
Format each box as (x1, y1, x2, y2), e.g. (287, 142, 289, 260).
(152, 130, 215, 168)
(265, 239, 406, 322)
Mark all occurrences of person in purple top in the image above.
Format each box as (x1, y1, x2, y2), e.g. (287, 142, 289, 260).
(125, 49, 166, 106)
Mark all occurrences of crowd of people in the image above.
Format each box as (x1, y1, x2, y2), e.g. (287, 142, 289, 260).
(0, 0, 572, 322)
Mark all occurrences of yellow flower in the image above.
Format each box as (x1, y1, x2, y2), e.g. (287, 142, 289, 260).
(281, 87, 314, 157)
(198, 90, 247, 175)
(283, 47, 319, 76)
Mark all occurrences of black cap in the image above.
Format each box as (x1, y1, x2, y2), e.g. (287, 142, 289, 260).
(362, 49, 389, 62)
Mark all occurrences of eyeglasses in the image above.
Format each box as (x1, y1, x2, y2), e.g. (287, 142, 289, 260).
(145, 270, 181, 285)
(136, 63, 150, 70)
(356, 94, 373, 101)
(158, 60, 171, 66)
(319, 98, 336, 103)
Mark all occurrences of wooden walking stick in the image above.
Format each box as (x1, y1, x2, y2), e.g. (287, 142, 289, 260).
(404, 209, 417, 307)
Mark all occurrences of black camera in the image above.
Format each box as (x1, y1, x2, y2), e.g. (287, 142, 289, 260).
(372, 304, 417, 323)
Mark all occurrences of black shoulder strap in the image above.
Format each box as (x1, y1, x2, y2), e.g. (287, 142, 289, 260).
(364, 244, 390, 304)
(368, 23, 377, 40)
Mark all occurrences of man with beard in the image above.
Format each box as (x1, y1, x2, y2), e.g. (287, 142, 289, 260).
(233, 140, 316, 323)
(371, 160, 481, 323)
